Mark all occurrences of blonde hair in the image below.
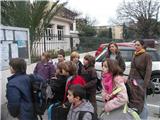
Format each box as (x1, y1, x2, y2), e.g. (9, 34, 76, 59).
(70, 51, 80, 61)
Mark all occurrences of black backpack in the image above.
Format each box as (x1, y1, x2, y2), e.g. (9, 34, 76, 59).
(29, 74, 48, 120)
(78, 111, 98, 120)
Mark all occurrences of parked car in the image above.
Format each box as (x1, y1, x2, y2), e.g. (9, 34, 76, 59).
(95, 46, 160, 94)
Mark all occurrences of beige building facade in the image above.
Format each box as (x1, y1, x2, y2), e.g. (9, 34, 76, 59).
(95, 25, 124, 39)
(32, 5, 79, 55)
(112, 25, 123, 39)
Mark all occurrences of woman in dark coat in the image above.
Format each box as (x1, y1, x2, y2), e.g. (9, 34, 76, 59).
(129, 39, 152, 120)
(106, 42, 126, 72)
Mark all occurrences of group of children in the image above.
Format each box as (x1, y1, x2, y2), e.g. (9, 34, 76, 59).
(33, 49, 97, 120)
(7, 47, 136, 120)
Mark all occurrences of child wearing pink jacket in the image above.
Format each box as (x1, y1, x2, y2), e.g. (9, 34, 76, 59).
(101, 59, 132, 120)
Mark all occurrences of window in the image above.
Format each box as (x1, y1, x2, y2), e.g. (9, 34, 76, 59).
(57, 25, 64, 40)
(120, 50, 134, 62)
(147, 51, 160, 61)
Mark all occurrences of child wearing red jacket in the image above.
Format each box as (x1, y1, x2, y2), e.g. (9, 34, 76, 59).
(63, 61, 86, 102)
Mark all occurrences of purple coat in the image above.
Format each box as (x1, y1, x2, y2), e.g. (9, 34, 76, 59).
(34, 61, 56, 80)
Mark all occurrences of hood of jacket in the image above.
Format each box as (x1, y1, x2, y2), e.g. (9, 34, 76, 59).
(70, 99, 94, 113)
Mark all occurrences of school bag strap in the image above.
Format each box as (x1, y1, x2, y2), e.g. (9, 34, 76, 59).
(133, 57, 144, 79)
(78, 111, 95, 120)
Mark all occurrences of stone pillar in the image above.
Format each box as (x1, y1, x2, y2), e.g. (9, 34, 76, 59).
(54, 24, 57, 34)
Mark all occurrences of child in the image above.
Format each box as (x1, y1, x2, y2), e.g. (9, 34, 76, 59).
(81, 55, 97, 112)
(49, 62, 86, 120)
(57, 49, 65, 64)
(50, 61, 86, 103)
(101, 59, 113, 96)
(67, 85, 94, 120)
(34, 52, 56, 80)
(50, 61, 69, 103)
(70, 51, 83, 75)
(6, 58, 43, 120)
(54, 49, 66, 70)
(63, 61, 86, 102)
(100, 59, 133, 120)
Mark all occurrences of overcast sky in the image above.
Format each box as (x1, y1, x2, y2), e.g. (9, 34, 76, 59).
(65, 0, 124, 26)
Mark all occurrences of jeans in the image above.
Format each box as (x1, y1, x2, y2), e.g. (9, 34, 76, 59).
(139, 95, 148, 120)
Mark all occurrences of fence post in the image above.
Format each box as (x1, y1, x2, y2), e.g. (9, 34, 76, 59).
(70, 36, 73, 52)
(44, 32, 46, 52)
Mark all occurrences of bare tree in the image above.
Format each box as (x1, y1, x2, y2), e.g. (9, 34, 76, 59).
(117, 0, 160, 38)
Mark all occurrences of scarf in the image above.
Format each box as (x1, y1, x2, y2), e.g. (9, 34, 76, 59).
(134, 49, 145, 56)
(102, 72, 113, 94)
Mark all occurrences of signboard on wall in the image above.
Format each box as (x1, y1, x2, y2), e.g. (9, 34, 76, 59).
(0, 25, 30, 70)
(0, 43, 9, 70)
(11, 44, 18, 58)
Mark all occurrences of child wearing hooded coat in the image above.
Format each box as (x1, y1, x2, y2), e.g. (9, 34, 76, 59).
(67, 85, 94, 120)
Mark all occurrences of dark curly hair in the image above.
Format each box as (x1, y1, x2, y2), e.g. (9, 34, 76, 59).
(84, 54, 95, 67)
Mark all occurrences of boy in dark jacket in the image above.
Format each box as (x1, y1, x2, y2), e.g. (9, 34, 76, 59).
(6, 58, 43, 120)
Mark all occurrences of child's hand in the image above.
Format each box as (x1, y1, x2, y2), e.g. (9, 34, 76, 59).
(51, 77, 57, 80)
(62, 104, 66, 108)
(102, 90, 112, 101)
(101, 90, 106, 101)
(105, 94, 112, 101)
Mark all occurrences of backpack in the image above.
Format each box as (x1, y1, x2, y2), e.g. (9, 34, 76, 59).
(125, 79, 145, 114)
(96, 77, 102, 91)
(29, 74, 48, 120)
(78, 111, 98, 120)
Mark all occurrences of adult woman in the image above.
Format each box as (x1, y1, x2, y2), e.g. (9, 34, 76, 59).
(106, 42, 125, 72)
(129, 40, 152, 120)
